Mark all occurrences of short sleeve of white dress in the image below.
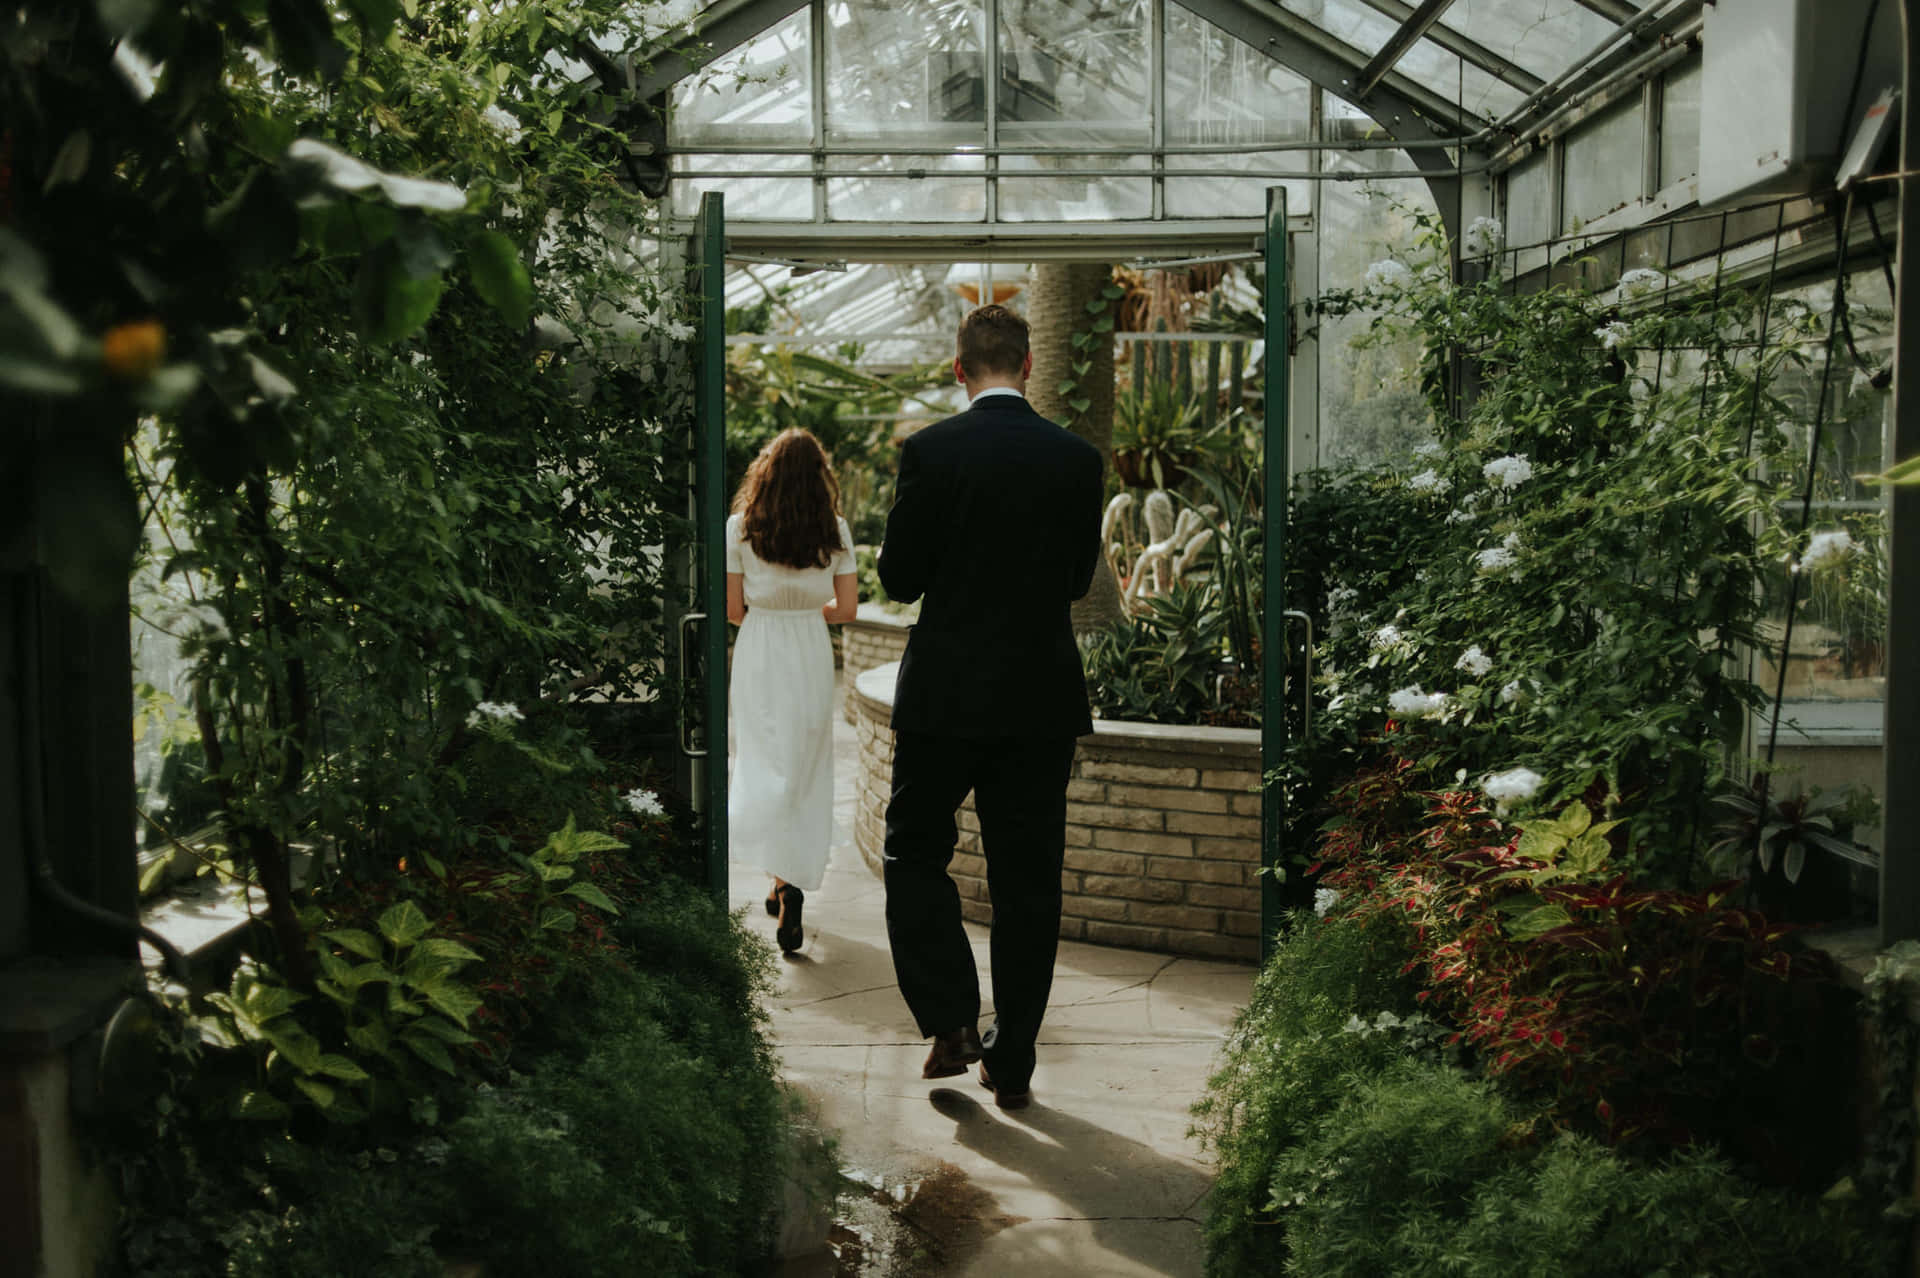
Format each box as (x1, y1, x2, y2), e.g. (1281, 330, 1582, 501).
(831, 517, 856, 576)
(725, 514, 744, 573)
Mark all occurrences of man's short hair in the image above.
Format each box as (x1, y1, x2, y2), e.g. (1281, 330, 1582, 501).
(956, 304, 1030, 381)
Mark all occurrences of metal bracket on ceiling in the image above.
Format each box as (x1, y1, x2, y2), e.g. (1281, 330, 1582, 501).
(726, 252, 851, 276)
(1126, 249, 1264, 272)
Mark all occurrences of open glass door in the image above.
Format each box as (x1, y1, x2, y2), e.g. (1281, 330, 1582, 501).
(680, 191, 729, 904)
(1260, 187, 1293, 961)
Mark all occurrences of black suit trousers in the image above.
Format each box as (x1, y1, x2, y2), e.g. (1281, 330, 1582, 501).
(883, 730, 1077, 1090)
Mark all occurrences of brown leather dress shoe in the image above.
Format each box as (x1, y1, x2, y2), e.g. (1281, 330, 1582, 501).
(978, 1060, 1031, 1110)
(775, 884, 804, 954)
(921, 1027, 984, 1079)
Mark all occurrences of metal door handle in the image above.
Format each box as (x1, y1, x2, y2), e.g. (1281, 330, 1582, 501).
(679, 612, 707, 759)
(1283, 610, 1313, 737)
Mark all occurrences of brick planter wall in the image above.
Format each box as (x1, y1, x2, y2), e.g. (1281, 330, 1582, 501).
(851, 661, 1261, 962)
(839, 604, 913, 723)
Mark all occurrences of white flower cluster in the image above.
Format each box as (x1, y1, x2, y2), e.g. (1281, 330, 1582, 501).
(1409, 468, 1451, 495)
(1365, 258, 1413, 290)
(1616, 268, 1666, 298)
(1463, 216, 1503, 258)
(624, 788, 666, 819)
(1413, 439, 1442, 458)
(1499, 677, 1541, 707)
(467, 700, 524, 728)
(1475, 531, 1524, 576)
(1445, 507, 1477, 526)
(1388, 686, 1451, 720)
(1314, 887, 1342, 918)
(1327, 584, 1360, 614)
(1482, 766, 1544, 810)
(1454, 645, 1493, 677)
(1801, 529, 1855, 572)
(1482, 454, 1534, 489)
(1369, 622, 1405, 651)
(1595, 321, 1632, 352)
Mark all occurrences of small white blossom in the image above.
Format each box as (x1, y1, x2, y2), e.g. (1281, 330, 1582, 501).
(1388, 686, 1451, 719)
(1463, 216, 1503, 257)
(1455, 645, 1493, 677)
(1499, 677, 1542, 707)
(1445, 507, 1476, 526)
(1326, 584, 1360, 614)
(1596, 321, 1632, 351)
(1483, 766, 1544, 810)
(1801, 529, 1856, 572)
(466, 700, 524, 728)
(1369, 623, 1404, 651)
(1482, 454, 1535, 489)
(1475, 532, 1523, 576)
(1364, 259, 1413, 290)
(1616, 268, 1666, 298)
(1314, 887, 1342, 918)
(623, 788, 666, 819)
(1408, 468, 1451, 495)
(482, 103, 525, 142)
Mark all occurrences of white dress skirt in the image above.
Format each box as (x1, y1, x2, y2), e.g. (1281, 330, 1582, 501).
(726, 513, 855, 893)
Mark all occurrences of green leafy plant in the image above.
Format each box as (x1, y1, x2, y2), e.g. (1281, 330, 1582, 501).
(1082, 579, 1255, 726)
(1709, 783, 1879, 885)
(1113, 380, 1204, 489)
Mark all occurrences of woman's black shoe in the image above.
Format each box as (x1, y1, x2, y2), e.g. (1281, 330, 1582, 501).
(775, 884, 805, 954)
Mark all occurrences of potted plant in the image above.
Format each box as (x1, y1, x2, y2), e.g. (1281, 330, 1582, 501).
(1708, 782, 1879, 924)
(1114, 381, 1203, 490)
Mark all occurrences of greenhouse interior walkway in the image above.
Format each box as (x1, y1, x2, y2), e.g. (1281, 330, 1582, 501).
(728, 682, 1253, 1276)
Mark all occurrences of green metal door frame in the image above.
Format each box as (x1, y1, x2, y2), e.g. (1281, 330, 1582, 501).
(1260, 187, 1291, 963)
(689, 192, 730, 906)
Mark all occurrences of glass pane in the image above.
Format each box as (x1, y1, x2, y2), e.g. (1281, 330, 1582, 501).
(1659, 58, 1703, 190)
(1561, 97, 1643, 231)
(825, 0, 988, 146)
(672, 154, 813, 219)
(1317, 151, 1439, 467)
(1164, 6, 1311, 217)
(827, 154, 986, 221)
(998, 0, 1151, 148)
(1437, 0, 1619, 84)
(669, 8, 811, 147)
(1505, 150, 1552, 246)
(1277, 0, 1521, 120)
(997, 154, 1150, 221)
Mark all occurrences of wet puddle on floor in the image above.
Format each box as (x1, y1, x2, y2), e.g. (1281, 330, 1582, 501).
(768, 1160, 1027, 1277)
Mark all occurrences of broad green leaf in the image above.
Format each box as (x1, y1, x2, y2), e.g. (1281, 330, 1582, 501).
(401, 1033, 457, 1074)
(233, 1090, 291, 1120)
(376, 899, 433, 948)
(387, 985, 424, 1016)
(316, 1053, 371, 1082)
(468, 230, 532, 329)
(416, 980, 484, 1027)
(353, 242, 445, 344)
(408, 1015, 479, 1045)
(563, 882, 621, 914)
(242, 982, 305, 1023)
(413, 937, 483, 964)
(293, 1077, 336, 1108)
(324, 927, 384, 960)
(1507, 902, 1574, 941)
(345, 1020, 392, 1057)
(538, 904, 577, 932)
(262, 1024, 324, 1074)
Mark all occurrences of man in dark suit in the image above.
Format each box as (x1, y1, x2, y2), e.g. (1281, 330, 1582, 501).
(877, 303, 1104, 1111)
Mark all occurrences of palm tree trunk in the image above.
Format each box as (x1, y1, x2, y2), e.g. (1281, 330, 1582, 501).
(1027, 262, 1123, 635)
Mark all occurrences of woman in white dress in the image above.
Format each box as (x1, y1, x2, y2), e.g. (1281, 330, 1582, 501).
(726, 428, 859, 954)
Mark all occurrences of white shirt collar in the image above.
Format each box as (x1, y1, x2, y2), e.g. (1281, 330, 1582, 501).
(968, 386, 1026, 406)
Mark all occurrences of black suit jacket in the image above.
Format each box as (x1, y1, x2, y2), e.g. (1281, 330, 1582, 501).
(878, 393, 1105, 740)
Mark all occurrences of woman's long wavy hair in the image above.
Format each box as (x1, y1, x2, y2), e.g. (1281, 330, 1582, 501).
(733, 427, 845, 570)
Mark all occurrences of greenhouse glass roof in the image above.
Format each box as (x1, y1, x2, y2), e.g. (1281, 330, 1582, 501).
(639, 0, 1673, 250)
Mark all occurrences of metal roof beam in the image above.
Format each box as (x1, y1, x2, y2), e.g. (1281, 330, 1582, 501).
(1571, 0, 1640, 21)
(1354, 0, 1544, 95)
(1172, 0, 1489, 139)
(1355, 0, 1462, 100)
(630, 0, 809, 103)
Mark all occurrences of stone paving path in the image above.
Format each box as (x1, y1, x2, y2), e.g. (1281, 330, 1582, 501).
(729, 684, 1255, 1276)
